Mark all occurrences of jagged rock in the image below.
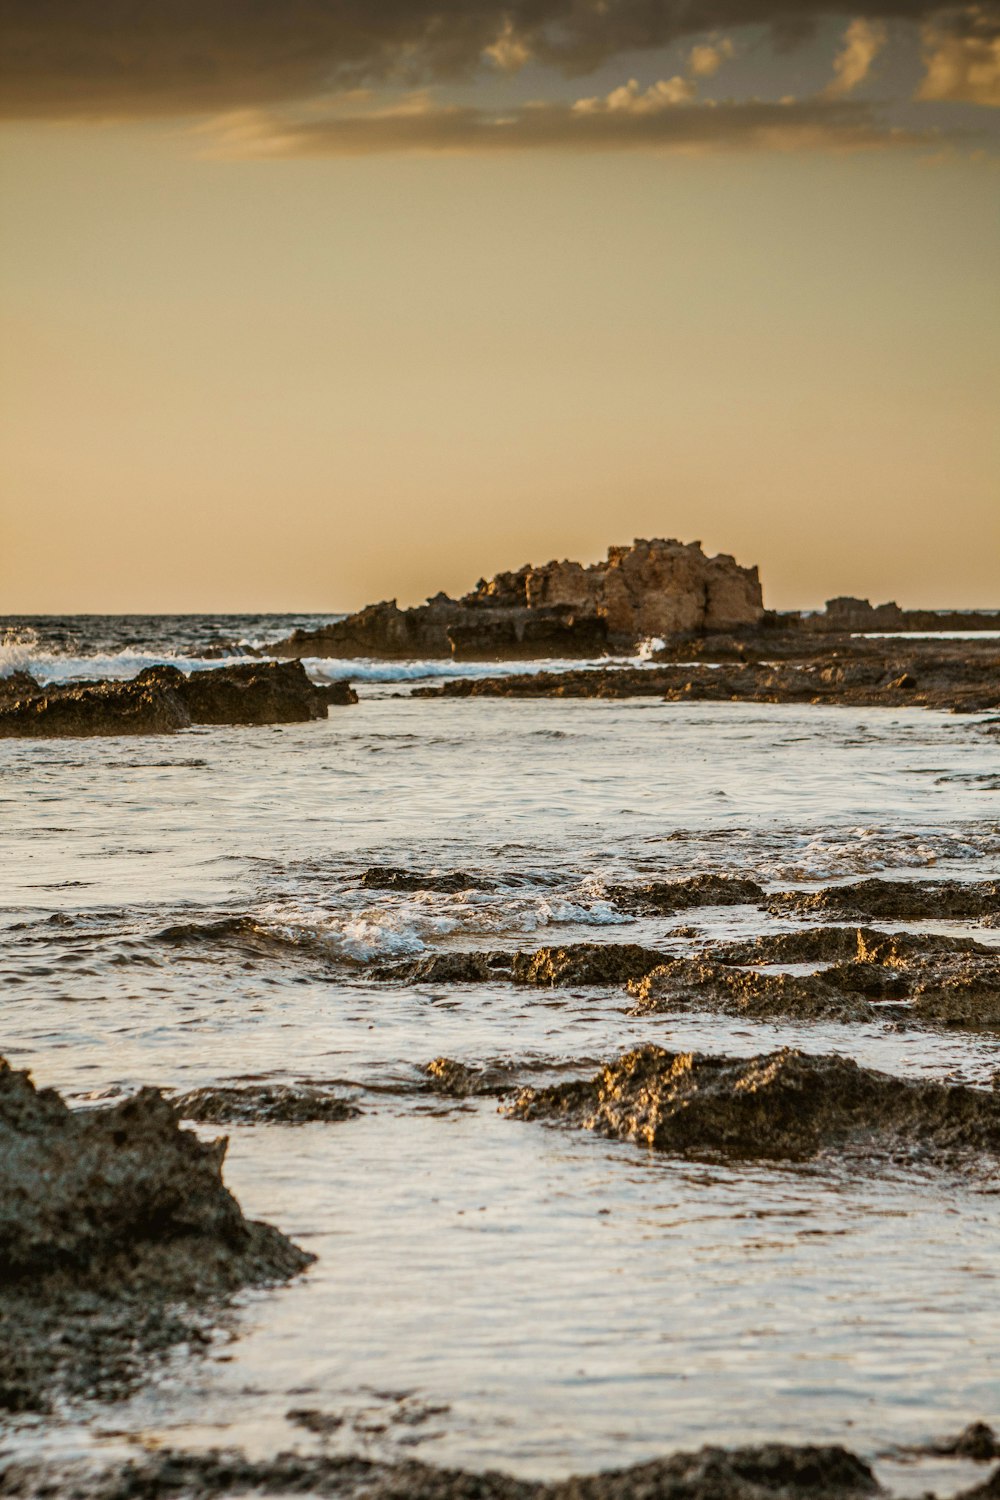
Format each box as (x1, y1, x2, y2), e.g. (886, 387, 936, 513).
(630, 932, 1000, 1029)
(511, 943, 670, 987)
(0, 1059, 311, 1412)
(0, 660, 355, 738)
(173, 1084, 360, 1125)
(413, 636, 1000, 714)
(266, 539, 764, 660)
(505, 1045, 1000, 1164)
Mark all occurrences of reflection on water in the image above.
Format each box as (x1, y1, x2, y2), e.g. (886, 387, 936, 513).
(1, 694, 998, 1486)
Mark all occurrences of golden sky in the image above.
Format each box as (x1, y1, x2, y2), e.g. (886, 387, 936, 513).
(1, 3, 998, 612)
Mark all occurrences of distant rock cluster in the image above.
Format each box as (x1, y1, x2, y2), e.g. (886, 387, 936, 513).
(267, 538, 765, 660)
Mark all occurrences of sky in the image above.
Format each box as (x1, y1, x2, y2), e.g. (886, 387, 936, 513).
(1, 1, 998, 613)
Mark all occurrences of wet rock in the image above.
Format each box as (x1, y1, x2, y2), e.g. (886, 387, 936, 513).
(607, 874, 766, 914)
(511, 943, 670, 987)
(414, 633, 1000, 715)
(360, 866, 497, 893)
(627, 958, 883, 1022)
(924, 1422, 1000, 1461)
(630, 936, 1000, 1030)
(0, 660, 355, 738)
(174, 1084, 360, 1125)
(505, 1044, 1000, 1165)
(423, 1058, 517, 1097)
(0, 1059, 312, 1413)
(707, 926, 992, 967)
(0, 1441, 881, 1499)
(387, 951, 515, 984)
(767, 879, 1000, 923)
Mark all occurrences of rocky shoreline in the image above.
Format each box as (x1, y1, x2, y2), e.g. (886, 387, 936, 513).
(412, 632, 1000, 715)
(0, 660, 356, 737)
(2, 1433, 997, 1498)
(0, 1059, 312, 1415)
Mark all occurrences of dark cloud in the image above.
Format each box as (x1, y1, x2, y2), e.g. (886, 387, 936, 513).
(1, 0, 993, 119)
(204, 95, 932, 155)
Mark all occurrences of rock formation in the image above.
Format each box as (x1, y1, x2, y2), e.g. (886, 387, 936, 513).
(505, 1045, 1000, 1164)
(0, 1058, 311, 1412)
(266, 539, 764, 660)
(0, 660, 356, 738)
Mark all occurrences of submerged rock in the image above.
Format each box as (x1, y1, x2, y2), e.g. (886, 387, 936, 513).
(767, 879, 1000, 923)
(0, 1440, 880, 1499)
(505, 1045, 1000, 1165)
(607, 874, 766, 913)
(360, 865, 497, 893)
(511, 943, 671, 987)
(414, 634, 1000, 714)
(0, 660, 356, 738)
(0, 1059, 312, 1413)
(423, 1058, 519, 1098)
(174, 1084, 360, 1125)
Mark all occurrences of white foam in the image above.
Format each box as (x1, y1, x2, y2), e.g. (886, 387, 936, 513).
(302, 653, 657, 685)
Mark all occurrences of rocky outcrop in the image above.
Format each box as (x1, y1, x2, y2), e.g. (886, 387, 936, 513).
(796, 598, 1000, 633)
(0, 1440, 884, 1500)
(174, 1084, 360, 1125)
(266, 539, 764, 660)
(414, 633, 1000, 714)
(0, 660, 356, 738)
(505, 1045, 1000, 1164)
(0, 1059, 311, 1412)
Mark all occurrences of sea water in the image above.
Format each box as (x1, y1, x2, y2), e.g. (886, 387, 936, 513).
(1, 616, 998, 1495)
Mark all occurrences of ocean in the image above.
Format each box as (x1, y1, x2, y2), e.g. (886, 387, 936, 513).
(1, 615, 998, 1496)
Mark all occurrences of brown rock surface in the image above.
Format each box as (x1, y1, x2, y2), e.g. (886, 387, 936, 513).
(266, 539, 764, 660)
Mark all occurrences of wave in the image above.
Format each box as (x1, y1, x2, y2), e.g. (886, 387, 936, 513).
(303, 652, 659, 685)
(2, 623, 661, 689)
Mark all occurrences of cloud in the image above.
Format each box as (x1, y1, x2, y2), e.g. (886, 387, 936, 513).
(824, 18, 889, 96)
(574, 77, 697, 112)
(0, 0, 974, 121)
(200, 94, 930, 157)
(688, 39, 737, 77)
(483, 18, 532, 73)
(918, 5, 1000, 102)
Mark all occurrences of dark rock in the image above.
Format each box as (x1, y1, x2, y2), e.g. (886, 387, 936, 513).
(767, 879, 1000, 923)
(173, 1084, 360, 1125)
(360, 866, 497, 893)
(393, 951, 514, 984)
(423, 1058, 517, 1097)
(927, 1422, 1000, 1461)
(413, 634, 1000, 715)
(608, 874, 765, 913)
(506, 1045, 1000, 1164)
(0, 1058, 312, 1413)
(0, 1441, 881, 1499)
(0, 660, 355, 738)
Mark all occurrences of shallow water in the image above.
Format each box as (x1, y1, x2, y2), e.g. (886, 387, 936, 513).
(1, 618, 998, 1492)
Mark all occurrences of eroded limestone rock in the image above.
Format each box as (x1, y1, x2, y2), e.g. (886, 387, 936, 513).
(0, 1059, 312, 1413)
(505, 1045, 1000, 1164)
